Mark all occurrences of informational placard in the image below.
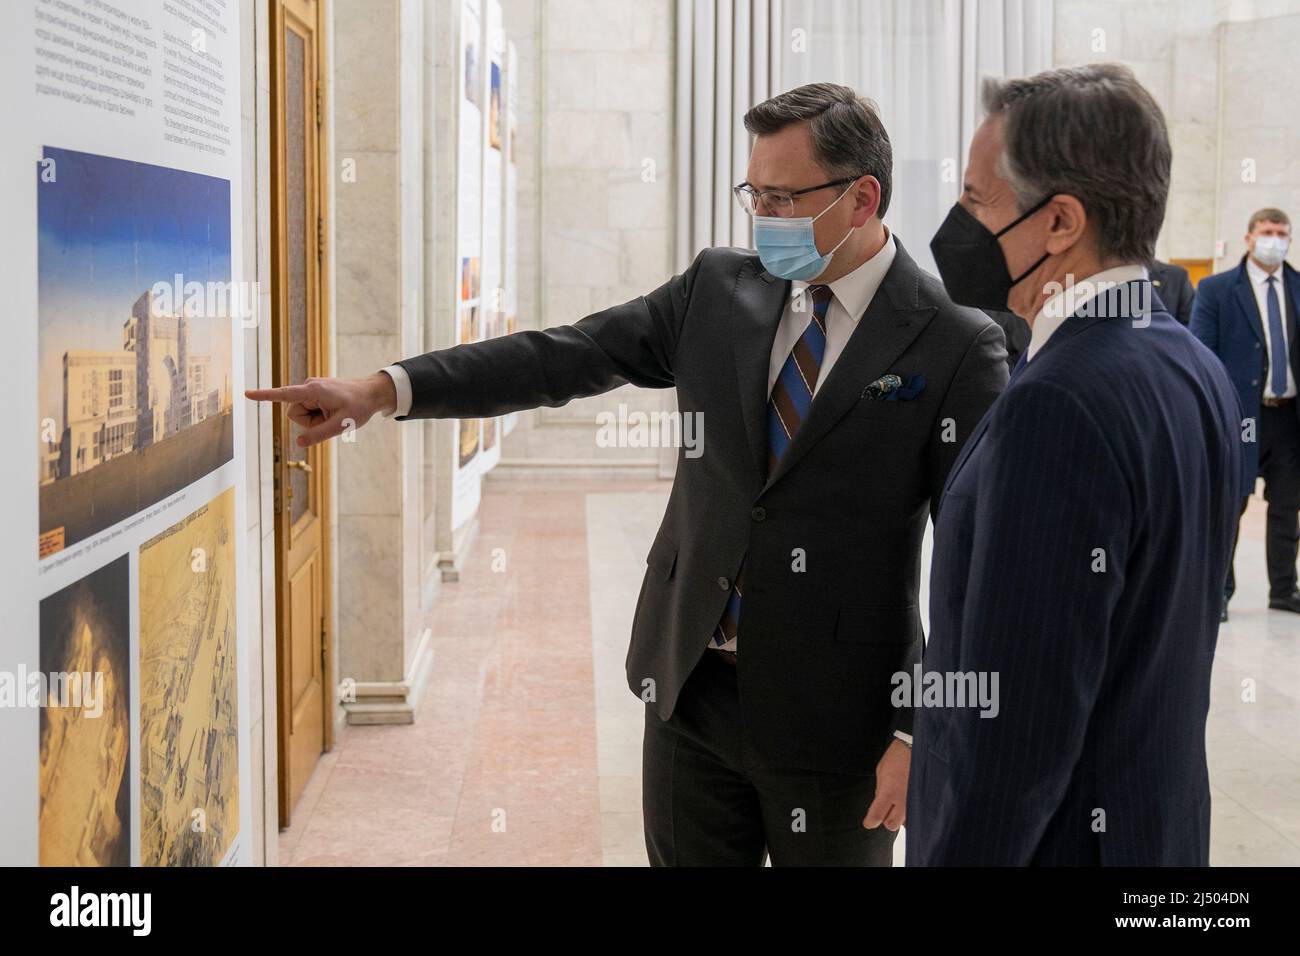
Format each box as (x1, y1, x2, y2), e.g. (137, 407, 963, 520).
(451, 0, 484, 530)
(503, 39, 519, 438)
(0, 0, 251, 866)
(478, 0, 504, 473)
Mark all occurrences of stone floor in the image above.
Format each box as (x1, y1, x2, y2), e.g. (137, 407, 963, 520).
(278, 479, 1300, 866)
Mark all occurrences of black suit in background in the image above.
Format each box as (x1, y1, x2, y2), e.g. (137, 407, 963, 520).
(395, 239, 1007, 864)
(983, 309, 1030, 370)
(1149, 259, 1196, 325)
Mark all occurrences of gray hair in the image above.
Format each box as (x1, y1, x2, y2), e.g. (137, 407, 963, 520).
(743, 82, 894, 218)
(981, 64, 1170, 265)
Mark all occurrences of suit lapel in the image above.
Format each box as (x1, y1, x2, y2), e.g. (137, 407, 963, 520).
(763, 243, 936, 490)
(1285, 263, 1300, 342)
(1286, 263, 1300, 384)
(1234, 262, 1266, 348)
(731, 258, 789, 483)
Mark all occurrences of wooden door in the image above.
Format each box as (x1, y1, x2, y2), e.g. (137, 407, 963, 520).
(1171, 257, 1214, 288)
(270, 0, 331, 828)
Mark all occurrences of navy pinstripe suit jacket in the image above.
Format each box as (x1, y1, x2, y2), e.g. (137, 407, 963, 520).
(907, 280, 1242, 865)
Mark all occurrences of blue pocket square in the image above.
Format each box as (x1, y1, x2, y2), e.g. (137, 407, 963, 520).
(863, 373, 925, 401)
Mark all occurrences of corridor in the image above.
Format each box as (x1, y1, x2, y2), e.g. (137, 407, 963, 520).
(279, 481, 1300, 866)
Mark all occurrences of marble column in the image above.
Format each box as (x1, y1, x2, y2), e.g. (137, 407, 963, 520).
(331, 0, 432, 724)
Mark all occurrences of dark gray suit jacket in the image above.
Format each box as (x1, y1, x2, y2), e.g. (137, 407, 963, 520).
(396, 240, 1007, 773)
(984, 309, 1031, 370)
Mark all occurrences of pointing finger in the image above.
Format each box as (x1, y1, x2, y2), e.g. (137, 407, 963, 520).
(246, 384, 314, 403)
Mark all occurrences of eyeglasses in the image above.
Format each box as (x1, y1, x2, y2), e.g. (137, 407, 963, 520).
(733, 176, 861, 218)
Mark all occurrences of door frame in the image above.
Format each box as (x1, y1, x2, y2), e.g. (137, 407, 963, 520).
(268, 0, 334, 829)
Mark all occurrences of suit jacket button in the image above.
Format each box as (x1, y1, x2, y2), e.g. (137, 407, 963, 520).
(1256, 342, 1262, 349)
(717, 576, 731, 590)
(1252, 379, 1259, 386)
(751, 506, 766, 521)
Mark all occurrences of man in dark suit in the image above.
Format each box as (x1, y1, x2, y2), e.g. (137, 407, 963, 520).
(249, 83, 1007, 866)
(914, 64, 1241, 865)
(1191, 208, 1300, 619)
(1150, 259, 1196, 325)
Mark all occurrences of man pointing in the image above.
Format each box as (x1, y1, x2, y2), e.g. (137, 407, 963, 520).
(251, 83, 1007, 866)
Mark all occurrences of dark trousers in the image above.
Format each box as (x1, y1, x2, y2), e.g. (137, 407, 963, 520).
(1227, 402, 1300, 600)
(641, 649, 897, 866)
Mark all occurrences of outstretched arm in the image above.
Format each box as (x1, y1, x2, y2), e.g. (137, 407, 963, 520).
(247, 249, 710, 446)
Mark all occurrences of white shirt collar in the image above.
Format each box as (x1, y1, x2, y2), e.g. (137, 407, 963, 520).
(1026, 263, 1148, 361)
(791, 230, 897, 322)
(1246, 256, 1283, 288)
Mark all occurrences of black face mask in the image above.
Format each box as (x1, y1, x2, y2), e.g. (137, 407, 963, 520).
(930, 195, 1052, 311)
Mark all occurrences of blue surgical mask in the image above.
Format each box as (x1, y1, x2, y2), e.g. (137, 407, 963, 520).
(753, 186, 855, 281)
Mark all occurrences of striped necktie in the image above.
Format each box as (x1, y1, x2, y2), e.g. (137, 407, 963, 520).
(711, 284, 833, 649)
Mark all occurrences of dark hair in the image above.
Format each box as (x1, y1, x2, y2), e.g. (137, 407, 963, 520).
(743, 82, 893, 218)
(982, 64, 1171, 265)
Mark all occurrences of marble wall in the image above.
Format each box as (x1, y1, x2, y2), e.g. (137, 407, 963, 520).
(1053, 0, 1300, 269)
(497, 0, 677, 474)
(328, 0, 432, 724)
(241, 0, 278, 865)
(332, 0, 406, 690)
(1217, 9, 1300, 264)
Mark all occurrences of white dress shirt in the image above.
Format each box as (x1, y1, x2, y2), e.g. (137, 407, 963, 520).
(768, 231, 897, 397)
(1026, 263, 1148, 361)
(382, 359, 415, 418)
(1246, 257, 1295, 400)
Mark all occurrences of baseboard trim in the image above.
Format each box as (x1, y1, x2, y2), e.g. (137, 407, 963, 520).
(491, 459, 661, 480)
(437, 515, 480, 582)
(341, 626, 435, 726)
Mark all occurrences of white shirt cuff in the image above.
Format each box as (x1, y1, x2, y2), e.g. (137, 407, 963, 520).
(380, 364, 413, 418)
(892, 730, 913, 747)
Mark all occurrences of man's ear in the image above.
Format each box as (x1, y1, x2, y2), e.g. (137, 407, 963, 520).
(852, 176, 882, 227)
(1044, 194, 1087, 256)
